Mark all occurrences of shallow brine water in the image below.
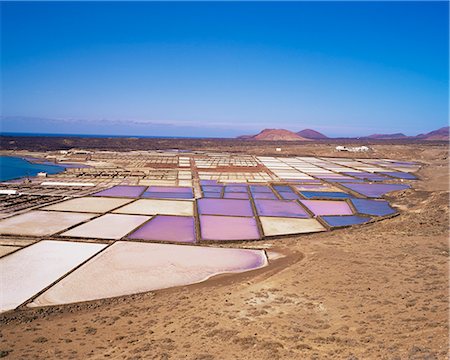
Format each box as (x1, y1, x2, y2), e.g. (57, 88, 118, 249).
(0, 156, 65, 181)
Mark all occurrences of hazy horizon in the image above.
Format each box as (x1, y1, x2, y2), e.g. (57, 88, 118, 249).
(1, 2, 448, 137)
(1, 116, 448, 139)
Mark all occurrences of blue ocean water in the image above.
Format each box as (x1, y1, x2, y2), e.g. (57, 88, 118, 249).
(0, 156, 65, 181)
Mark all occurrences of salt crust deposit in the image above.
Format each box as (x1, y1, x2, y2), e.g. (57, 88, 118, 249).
(29, 242, 268, 307)
(0, 211, 96, 236)
(113, 199, 194, 216)
(259, 217, 326, 236)
(61, 214, 150, 240)
(42, 197, 133, 213)
(0, 240, 106, 312)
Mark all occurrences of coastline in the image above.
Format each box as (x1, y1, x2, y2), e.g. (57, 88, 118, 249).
(0, 155, 66, 182)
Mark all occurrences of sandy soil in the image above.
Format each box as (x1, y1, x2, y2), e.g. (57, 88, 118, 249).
(0, 143, 448, 359)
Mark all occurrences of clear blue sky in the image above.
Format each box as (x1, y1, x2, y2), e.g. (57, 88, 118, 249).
(1, 1, 448, 137)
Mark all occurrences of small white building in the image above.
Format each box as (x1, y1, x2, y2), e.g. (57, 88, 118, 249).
(336, 145, 370, 153)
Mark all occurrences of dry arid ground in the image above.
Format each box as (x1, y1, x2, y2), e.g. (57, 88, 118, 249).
(0, 141, 448, 359)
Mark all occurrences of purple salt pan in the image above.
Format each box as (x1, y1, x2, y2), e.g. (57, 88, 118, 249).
(278, 192, 299, 200)
(93, 185, 147, 198)
(224, 185, 248, 193)
(341, 183, 410, 198)
(200, 180, 218, 185)
(294, 184, 331, 191)
(254, 199, 310, 218)
(224, 192, 249, 199)
(200, 215, 260, 241)
(330, 179, 365, 183)
(300, 200, 353, 216)
(197, 199, 254, 217)
(127, 215, 196, 243)
(202, 192, 222, 198)
(250, 186, 273, 193)
(285, 180, 322, 184)
(146, 186, 193, 193)
(201, 185, 223, 193)
(342, 172, 389, 182)
(252, 192, 278, 200)
(380, 172, 417, 180)
(273, 185, 293, 192)
(142, 192, 193, 199)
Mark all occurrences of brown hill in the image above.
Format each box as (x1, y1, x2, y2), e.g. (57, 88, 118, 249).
(416, 126, 449, 141)
(236, 134, 253, 140)
(297, 129, 328, 139)
(248, 129, 310, 141)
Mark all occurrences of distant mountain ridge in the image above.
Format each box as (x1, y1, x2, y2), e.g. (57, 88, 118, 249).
(296, 129, 328, 139)
(237, 126, 449, 141)
(365, 133, 407, 140)
(416, 126, 449, 141)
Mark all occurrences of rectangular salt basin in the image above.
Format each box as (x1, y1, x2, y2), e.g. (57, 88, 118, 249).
(299, 191, 353, 199)
(0, 211, 96, 236)
(93, 185, 147, 198)
(273, 185, 293, 192)
(254, 199, 310, 218)
(294, 184, 343, 192)
(127, 215, 196, 243)
(300, 200, 353, 216)
(201, 185, 223, 193)
(224, 185, 248, 193)
(278, 192, 300, 200)
(249, 185, 273, 193)
(146, 186, 193, 194)
(380, 172, 418, 180)
(114, 199, 194, 216)
(197, 199, 254, 217)
(342, 183, 410, 198)
(224, 192, 249, 199)
(200, 215, 260, 241)
(321, 215, 371, 228)
(350, 198, 396, 216)
(0, 240, 106, 312)
(259, 217, 326, 236)
(343, 172, 389, 182)
(142, 192, 194, 199)
(41, 197, 134, 213)
(251, 192, 278, 200)
(61, 214, 150, 240)
(202, 192, 222, 198)
(29, 242, 267, 307)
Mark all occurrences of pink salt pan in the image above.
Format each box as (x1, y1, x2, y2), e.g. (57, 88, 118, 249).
(299, 200, 353, 216)
(197, 199, 254, 217)
(200, 215, 260, 241)
(29, 242, 268, 307)
(127, 215, 196, 243)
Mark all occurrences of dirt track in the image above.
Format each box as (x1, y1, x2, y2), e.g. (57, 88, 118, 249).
(0, 143, 448, 359)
